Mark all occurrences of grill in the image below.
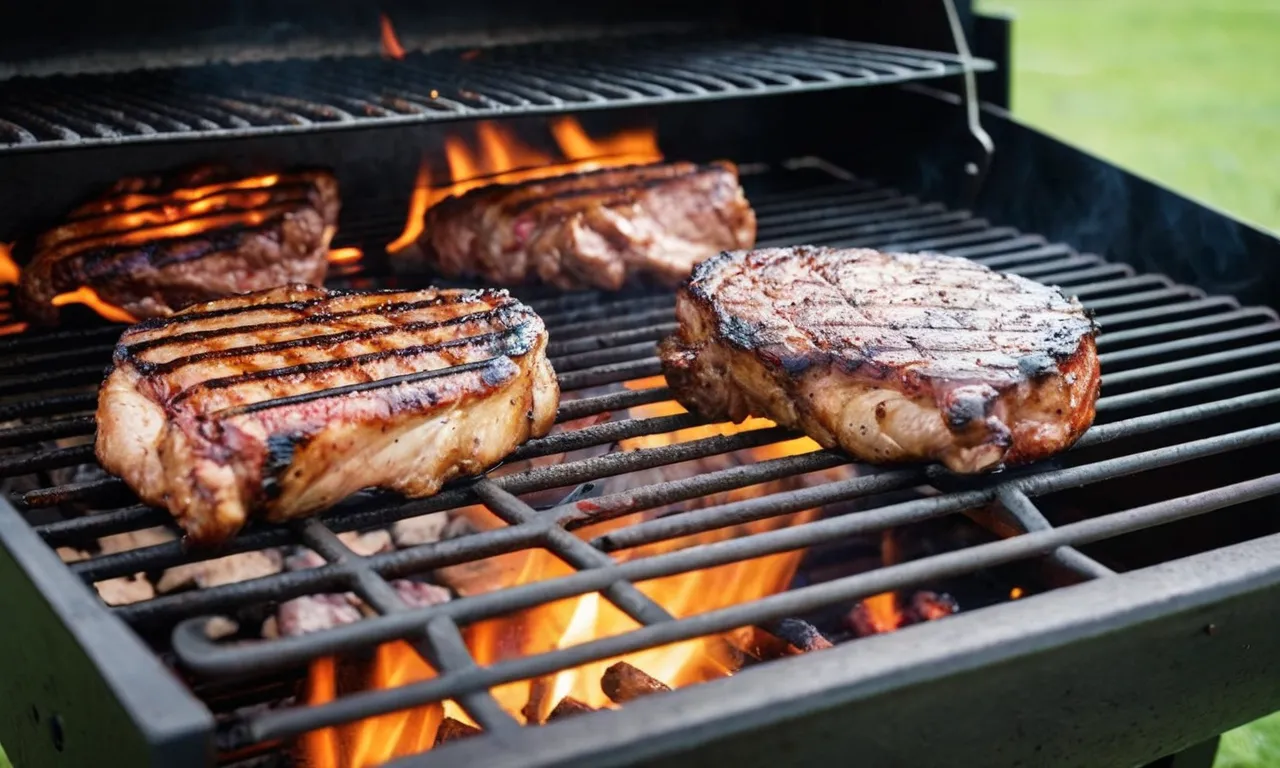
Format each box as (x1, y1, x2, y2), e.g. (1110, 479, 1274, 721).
(3, 3, 1280, 767)
(0, 35, 989, 151)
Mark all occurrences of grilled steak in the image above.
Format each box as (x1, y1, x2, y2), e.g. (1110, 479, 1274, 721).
(415, 161, 756, 290)
(659, 247, 1100, 473)
(16, 168, 340, 326)
(96, 284, 559, 544)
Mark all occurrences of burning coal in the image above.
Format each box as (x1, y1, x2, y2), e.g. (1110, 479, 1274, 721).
(298, 378, 837, 765)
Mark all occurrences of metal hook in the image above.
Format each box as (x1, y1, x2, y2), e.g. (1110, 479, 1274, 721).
(942, 0, 995, 208)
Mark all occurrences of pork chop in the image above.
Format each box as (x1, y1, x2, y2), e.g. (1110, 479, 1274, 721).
(413, 161, 756, 291)
(96, 284, 559, 544)
(659, 247, 1100, 473)
(16, 168, 339, 326)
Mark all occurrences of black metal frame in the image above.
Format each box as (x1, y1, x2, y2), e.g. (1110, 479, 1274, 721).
(419, 530, 1280, 768)
(2, 159, 1280, 765)
(0, 34, 991, 152)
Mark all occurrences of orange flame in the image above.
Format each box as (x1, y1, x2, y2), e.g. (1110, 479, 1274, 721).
(0, 172, 317, 331)
(1010, 586, 1024, 600)
(0, 243, 20, 285)
(386, 117, 662, 254)
(327, 247, 364, 265)
(858, 593, 905, 634)
(380, 14, 406, 60)
(301, 376, 827, 762)
(50, 287, 138, 324)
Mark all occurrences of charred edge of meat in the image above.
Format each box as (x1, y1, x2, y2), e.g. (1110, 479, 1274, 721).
(217, 355, 520, 423)
(121, 289, 507, 354)
(164, 321, 538, 411)
(58, 181, 322, 232)
(45, 213, 294, 285)
(131, 300, 524, 375)
(68, 166, 334, 217)
(262, 432, 311, 500)
(425, 161, 719, 218)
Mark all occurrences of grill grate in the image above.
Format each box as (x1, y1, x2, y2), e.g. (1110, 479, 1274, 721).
(0, 35, 991, 151)
(3, 162, 1280, 754)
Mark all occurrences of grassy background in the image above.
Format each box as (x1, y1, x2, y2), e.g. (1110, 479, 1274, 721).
(975, 1, 1280, 764)
(0, 3, 1275, 767)
(976, 0, 1280, 233)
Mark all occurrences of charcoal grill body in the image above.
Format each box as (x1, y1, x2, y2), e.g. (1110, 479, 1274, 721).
(0, 3, 1279, 767)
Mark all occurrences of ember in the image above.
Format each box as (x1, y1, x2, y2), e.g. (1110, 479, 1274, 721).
(299, 377, 831, 763)
(849, 591, 959, 637)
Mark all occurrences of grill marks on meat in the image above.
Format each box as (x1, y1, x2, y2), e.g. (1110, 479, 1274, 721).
(15, 169, 340, 325)
(417, 161, 756, 291)
(96, 284, 559, 544)
(660, 247, 1100, 473)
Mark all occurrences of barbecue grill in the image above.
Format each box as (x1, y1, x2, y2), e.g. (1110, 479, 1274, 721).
(2, 2, 1279, 767)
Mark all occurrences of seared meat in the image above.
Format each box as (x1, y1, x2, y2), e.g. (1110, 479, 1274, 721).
(659, 247, 1100, 473)
(415, 161, 756, 291)
(96, 284, 559, 544)
(16, 168, 340, 326)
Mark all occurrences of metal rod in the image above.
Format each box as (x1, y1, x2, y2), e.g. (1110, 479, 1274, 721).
(243, 472, 1280, 741)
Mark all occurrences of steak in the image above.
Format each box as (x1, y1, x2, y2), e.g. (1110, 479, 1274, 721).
(16, 168, 340, 326)
(659, 247, 1100, 473)
(414, 161, 756, 291)
(96, 284, 559, 544)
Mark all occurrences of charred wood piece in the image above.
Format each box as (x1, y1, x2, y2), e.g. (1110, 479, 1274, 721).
(765, 618, 834, 653)
(434, 717, 481, 745)
(546, 696, 595, 722)
(601, 662, 670, 704)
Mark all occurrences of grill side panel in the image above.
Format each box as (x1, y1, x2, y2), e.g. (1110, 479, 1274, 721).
(0, 505, 212, 767)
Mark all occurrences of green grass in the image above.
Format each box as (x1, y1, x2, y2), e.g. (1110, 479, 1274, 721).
(977, 0, 1280, 233)
(976, 1, 1280, 764)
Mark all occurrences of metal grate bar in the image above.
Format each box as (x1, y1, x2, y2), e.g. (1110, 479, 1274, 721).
(223, 465, 1280, 742)
(995, 488, 1116, 579)
(474, 480, 673, 626)
(171, 417, 1280, 690)
(294, 519, 519, 733)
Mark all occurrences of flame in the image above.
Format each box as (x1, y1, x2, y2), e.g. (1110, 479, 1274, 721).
(301, 375, 827, 763)
(387, 118, 662, 254)
(1010, 586, 1024, 600)
(50, 288, 138, 323)
(0, 243, 19, 285)
(0, 172, 320, 330)
(76, 173, 283, 217)
(380, 14, 406, 60)
(327, 247, 364, 265)
(0, 243, 24, 335)
(857, 593, 904, 634)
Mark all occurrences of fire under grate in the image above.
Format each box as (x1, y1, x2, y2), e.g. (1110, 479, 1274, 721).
(3, 161, 1280, 760)
(0, 34, 991, 152)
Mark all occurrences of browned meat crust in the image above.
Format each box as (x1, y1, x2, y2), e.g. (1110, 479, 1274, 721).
(414, 161, 756, 291)
(15, 169, 340, 326)
(659, 247, 1100, 473)
(95, 284, 559, 544)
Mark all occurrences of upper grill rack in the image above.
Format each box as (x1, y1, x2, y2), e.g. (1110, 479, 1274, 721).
(3, 163, 1280, 757)
(0, 34, 992, 151)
